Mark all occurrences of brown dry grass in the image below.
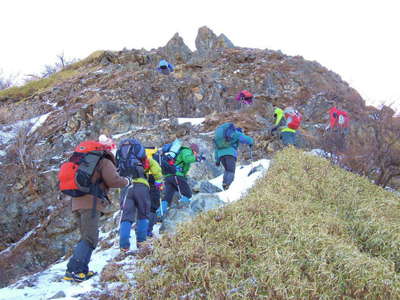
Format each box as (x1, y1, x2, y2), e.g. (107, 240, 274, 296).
(129, 147, 400, 299)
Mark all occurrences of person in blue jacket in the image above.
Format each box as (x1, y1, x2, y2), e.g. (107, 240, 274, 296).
(214, 123, 254, 190)
(157, 59, 174, 75)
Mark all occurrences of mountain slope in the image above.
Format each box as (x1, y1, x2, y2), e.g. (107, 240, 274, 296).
(129, 147, 400, 299)
(0, 26, 382, 287)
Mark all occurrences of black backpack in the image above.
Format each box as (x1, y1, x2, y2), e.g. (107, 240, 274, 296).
(116, 138, 146, 179)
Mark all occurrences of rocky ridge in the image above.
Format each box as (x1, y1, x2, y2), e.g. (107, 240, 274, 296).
(0, 26, 375, 287)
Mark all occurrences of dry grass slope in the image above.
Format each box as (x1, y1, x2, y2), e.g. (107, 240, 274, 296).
(0, 50, 106, 102)
(129, 147, 400, 299)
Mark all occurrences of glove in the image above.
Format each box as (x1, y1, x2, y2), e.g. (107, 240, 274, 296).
(249, 143, 253, 148)
(179, 196, 191, 203)
(215, 160, 220, 167)
(124, 177, 132, 187)
(154, 180, 164, 191)
(270, 127, 277, 136)
(196, 153, 206, 162)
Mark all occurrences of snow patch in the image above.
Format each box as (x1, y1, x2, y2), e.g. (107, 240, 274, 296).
(28, 112, 51, 135)
(177, 117, 205, 126)
(210, 159, 270, 202)
(0, 112, 52, 145)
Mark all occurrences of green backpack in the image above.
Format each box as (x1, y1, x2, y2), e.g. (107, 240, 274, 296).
(214, 123, 236, 149)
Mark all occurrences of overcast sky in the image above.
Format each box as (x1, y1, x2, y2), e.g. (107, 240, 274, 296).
(1, 0, 399, 109)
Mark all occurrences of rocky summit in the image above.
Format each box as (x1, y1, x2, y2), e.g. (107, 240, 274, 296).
(0, 26, 377, 287)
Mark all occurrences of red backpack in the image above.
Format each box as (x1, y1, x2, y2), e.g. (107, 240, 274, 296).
(235, 90, 253, 104)
(58, 141, 108, 198)
(285, 110, 302, 130)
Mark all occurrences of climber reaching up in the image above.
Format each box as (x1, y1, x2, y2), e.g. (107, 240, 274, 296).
(270, 106, 302, 146)
(157, 59, 174, 75)
(157, 141, 205, 217)
(214, 123, 254, 190)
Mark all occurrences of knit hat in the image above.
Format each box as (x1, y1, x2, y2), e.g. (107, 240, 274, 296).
(99, 135, 116, 152)
(189, 143, 199, 154)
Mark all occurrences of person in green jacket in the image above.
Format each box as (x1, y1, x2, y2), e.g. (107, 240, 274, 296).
(159, 143, 204, 215)
(270, 106, 298, 146)
(214, 123, 254, 190)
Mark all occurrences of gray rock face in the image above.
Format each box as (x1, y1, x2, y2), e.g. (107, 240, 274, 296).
(47, 290, 66, 299)
(193, 181, 222, 194)
(161, 33, 193, 64)
(195, 26, 234, 57)
(160, 193, 225, 234)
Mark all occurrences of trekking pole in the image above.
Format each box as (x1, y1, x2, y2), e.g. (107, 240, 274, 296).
(118, 185, 131, 227)
(247, 146, 255, 176)
(174, 176, 183, 198)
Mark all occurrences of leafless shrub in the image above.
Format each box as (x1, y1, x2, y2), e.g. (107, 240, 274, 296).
(40, 52, 78, 78)
(0, 69, 16, 90)
(340, 106, 400, 187)
(319, 128, 348, 166)
(9, 125, 38, 170)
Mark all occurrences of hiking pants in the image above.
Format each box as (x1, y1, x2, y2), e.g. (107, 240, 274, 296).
(121, 183, 151, 222)
(281, 131, 296, 146)
(147, 175, 161, 213)
(221, 155, 236, 186)
(163, 176, 192, 205)
(147, 175, 161, 235)
(67, 209, 100, 274)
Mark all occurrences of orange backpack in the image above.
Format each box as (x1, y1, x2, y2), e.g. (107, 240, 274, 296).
(58, 141, 107, 197)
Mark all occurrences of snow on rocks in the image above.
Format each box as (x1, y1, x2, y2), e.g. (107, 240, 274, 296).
(0, 159, 270, 300)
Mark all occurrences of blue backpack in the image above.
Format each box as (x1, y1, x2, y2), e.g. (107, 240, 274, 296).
(116, 138, 146, 178)
(214, 123, 236, 149)
(160, 139, 182, 175)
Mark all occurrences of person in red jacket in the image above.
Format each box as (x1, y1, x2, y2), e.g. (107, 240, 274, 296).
(326, 107, 350, 152)
(327, 107, 350, 131)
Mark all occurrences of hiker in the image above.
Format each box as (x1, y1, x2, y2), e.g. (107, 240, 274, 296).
(158, 141, 205, 216)
(327, 106, 350, 132)
(157, 59, 174, 75)
(117, 139, 162, 251)
(214, 123, 254, 190)
(325, 106, 350, 152)
(59, 140, 129, 282)
(270, 106, 302, 146)
(144, 146, 164, 237)
(235, 90, 254, 105)
(98, 134, 116, 155)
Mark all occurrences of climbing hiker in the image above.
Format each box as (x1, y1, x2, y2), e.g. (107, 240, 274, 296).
(98, 134, 117, 155)
(157, 59, 174, 75)
(116, 138, 161, 252)
(157, 141, 205, 216)
(144, 146, 164, 238)
(214, 122, 254, 190)
(235, 90, 254, 105)
(325, 106, 350, 152)
(270, 106, 302, 146)
(58, 140, 129, 282)
(327, 106, 350, 132)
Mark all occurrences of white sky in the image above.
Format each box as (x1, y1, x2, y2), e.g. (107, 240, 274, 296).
(1, 0, 399, 109)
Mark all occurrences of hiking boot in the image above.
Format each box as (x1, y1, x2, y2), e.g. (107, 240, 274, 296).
(63, 271, 96, 282)
(222, 183, 230, 191)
